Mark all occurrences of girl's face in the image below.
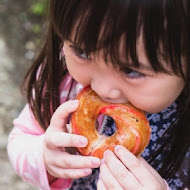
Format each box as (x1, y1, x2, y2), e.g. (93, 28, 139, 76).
(63, 40, 185, 114)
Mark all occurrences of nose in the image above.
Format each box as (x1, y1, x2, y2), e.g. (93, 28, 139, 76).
(91, 80, 122, 103)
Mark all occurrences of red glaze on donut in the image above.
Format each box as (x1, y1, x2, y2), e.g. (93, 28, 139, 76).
(71, 86, 151, 159)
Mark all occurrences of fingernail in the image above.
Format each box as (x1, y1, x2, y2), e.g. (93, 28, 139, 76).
(84, 168, 92, 175)
(114, 145, 122, 153)
(91, 158, 100, 167)
(101, 158, 105, 165)
(80, 137, 88, 146)
(104, 150, 111, 159)
(71, 100, 79, 105)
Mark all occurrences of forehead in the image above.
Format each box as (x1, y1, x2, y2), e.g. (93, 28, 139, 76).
(53, 1, 187, 78)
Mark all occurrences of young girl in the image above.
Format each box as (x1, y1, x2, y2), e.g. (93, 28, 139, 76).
(7, 0, 190, 189)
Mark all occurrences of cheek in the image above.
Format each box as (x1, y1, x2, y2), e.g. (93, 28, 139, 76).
(130, 95, 176, 114)
(125, 78, 184, 114)
(64, 56, 91, 86)
(134, 99, 174, 114)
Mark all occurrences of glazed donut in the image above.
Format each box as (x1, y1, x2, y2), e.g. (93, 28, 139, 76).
(71, 86, 151, 159)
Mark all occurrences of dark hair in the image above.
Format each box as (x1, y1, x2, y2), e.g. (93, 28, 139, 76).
(23, 0, 190, 186)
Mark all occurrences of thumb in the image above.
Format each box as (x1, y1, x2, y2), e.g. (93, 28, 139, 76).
(49, 100, 79, 132)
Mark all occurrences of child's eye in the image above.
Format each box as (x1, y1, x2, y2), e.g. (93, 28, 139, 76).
(119, 67, 145, 79)
(69, 45, 91, 60)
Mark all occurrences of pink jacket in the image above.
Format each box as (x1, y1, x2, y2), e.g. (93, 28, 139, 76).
(7, 74, 83, 190)
(7, 74, 171, 190)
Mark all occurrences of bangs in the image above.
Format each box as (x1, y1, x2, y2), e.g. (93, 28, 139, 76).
(50, 0, 189, 78)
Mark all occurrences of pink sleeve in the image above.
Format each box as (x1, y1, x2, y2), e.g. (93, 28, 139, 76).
(7, 104, 72, 190)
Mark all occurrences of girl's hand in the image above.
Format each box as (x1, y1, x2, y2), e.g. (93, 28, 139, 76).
(43, 100, 100, 181)
(97, 145, 167, 190)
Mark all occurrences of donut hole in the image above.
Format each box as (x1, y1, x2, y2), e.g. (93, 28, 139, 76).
(96, 114, 116, 136)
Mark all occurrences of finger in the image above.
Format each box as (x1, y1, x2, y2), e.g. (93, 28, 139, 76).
(100, 159, 123, 190)
(48, 151, 100, 169)
(50, 100, 79, 131)
(45, 131, 88, 149)
(104, 150, 142, 189)
(97, 174, 107, 190)
(114, 145, 159, 186)
(47, 165, 92, 179)
(138, 157, 165, 186)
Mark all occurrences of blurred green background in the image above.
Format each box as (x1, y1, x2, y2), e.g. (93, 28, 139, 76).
(0, 0, 48, 189)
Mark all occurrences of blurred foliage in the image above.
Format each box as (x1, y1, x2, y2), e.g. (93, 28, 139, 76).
(31, 0, 48, 16)
(30, 0, 49, 34)
(32, 24, 41, 33)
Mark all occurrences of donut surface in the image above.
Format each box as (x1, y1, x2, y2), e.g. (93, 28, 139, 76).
(71, 86, 151, 159)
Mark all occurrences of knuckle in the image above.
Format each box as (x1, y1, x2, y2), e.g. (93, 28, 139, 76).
(62, 171, 72, 179)
(107, 182, 118, 190)
(62, 157, 72, 168)
(129, 160, 141, 170)
(45, 133, 56, 148)
(55, 169, 68, 179)
(118, 171, 127, 180)
(69, 134, 77, 146)
(61, 170, 81, 179)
